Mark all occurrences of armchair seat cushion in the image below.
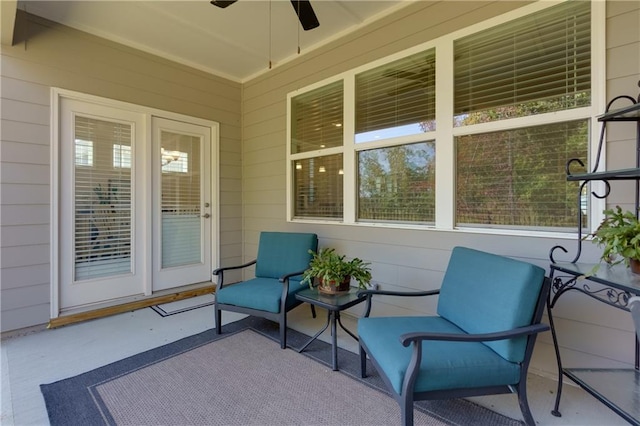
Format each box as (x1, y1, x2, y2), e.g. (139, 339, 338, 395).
(358, 316, 521, 395)
(216, 277, 306, 313)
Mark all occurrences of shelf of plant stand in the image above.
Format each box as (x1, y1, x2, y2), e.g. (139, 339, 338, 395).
(562, 368, 640, 426)
(549, 262, 640, 425)
(550, 261, 640, 295)
(566, 167, 640, 182)
(597, 101, 640, 121)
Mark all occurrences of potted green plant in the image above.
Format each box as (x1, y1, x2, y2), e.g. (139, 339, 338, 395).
(301, 248, 372, 294)
(589, 206, 640, 274)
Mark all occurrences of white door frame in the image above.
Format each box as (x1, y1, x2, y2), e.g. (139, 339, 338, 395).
(50, 88, 219, 318)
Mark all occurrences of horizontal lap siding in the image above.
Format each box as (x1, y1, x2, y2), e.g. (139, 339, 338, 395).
(241, 0, 640, 376)
(0, 10, 242, 332)
(0, 68, 52, 330)
(605, 1, 640, 212)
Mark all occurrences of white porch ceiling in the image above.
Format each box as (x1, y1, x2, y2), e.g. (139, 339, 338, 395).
(18, 0, 410, 82)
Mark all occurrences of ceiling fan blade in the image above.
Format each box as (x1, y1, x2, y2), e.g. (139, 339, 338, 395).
(210, 0, 237, 8)
(290, 0, 320, 31)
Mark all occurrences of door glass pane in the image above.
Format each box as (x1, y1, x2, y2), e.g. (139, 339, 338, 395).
(74, 116, 132, 280)
(161, 131, 202, 268)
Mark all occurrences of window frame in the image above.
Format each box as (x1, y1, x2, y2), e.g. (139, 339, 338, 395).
(286, 0, 605, 237)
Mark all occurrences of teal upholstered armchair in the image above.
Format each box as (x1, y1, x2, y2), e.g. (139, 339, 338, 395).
(213, 232, 318, 349)
(357, 246, 550, 426)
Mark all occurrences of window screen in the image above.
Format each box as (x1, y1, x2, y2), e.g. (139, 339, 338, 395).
(358, 141, 435, 223)
(456, 120, 588, 230)
(293, 154, 343, 219)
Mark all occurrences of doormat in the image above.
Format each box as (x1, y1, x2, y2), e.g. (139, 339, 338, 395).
(150, 293, 215, 317)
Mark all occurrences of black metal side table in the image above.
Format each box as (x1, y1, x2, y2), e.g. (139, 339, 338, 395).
(295, 287, 366, 371)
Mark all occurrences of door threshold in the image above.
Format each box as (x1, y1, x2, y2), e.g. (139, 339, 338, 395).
(48, 284, 216, 329)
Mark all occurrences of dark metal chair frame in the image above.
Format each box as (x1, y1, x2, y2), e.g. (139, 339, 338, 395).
(213, 260, 315, 349)
(358, 276, 551, 426)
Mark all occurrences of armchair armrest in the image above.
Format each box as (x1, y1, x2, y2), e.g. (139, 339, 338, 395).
(400, 323, 550, 346)
(212, 259, 257, 275)
(276, 270, 307, 314)
(357, 289, 440, 297)
(212, 259, 257, 289)
(357, 289, 440, 317)
(279, 270, 306, 283)
(397, 322, 550, 400)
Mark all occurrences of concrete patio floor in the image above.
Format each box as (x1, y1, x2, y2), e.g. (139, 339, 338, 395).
(1, 295, 629, 425)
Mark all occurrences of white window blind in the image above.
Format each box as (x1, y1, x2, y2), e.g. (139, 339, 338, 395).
(74, 116, 132, 280)
(160, 131, 202, 268)
(291, 81, 343, 154)
(355, 49, 436, 143)
(454, 1, 590, 123)
(293, 154, 343, 219)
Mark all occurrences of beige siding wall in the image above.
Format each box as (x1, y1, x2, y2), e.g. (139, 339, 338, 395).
(605, 1, 640, 209)
(0, 11, 243, 332)
(242, 0, 640, 377)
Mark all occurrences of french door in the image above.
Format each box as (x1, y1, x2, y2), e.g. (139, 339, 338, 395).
(56, 93, 215, 312)
(152, 118, 212, 291)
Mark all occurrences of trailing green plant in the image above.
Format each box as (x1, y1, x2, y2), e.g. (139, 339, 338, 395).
(589, 206, 640, 268)
(301, 248, 372, 289)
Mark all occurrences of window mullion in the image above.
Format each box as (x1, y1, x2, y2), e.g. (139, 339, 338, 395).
(435, 43, 455, 230)
(343, 75, 356, 224)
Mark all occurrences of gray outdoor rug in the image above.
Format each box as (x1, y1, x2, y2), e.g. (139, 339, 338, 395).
(40, 316, 521, 426)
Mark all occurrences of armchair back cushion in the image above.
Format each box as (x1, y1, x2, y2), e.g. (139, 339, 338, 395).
(254, 232, 318, 281)
(437, 247, 545, 362)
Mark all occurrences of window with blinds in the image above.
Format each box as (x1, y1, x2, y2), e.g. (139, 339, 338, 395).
(291, 81, 343, 154)
(454, 1, 591, 230)
(288, 1, 595, 231)
(454, 1, 590, 124)
(356, 49, 436, 143)
(74, 116, 132, 280)
(358, 142, 435, 223)
(293, 154, 343, 219)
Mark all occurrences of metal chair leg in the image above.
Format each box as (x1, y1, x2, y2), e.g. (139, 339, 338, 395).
(215, 308, 222, 334)
(518, 381, 535, 426)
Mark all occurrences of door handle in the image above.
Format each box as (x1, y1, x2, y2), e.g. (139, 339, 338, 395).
(202, 213, 211, 218)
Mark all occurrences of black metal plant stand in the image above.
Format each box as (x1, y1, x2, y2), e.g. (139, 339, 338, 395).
(547, 81, 640, 425)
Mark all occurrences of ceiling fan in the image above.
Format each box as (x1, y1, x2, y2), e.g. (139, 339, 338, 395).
(210, 0, 320, 31)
